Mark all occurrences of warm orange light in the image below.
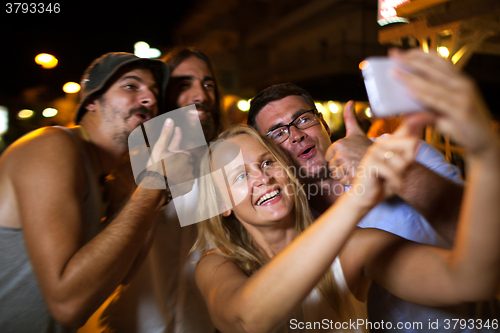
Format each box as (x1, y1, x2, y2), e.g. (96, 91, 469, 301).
(35, 53, 58, 69)
(359, 60, 369, 70)
(438, 46, 450, 58)
(63, 82, 80, 94)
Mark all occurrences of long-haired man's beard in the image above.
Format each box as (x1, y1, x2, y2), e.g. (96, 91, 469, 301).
(194, 103, 217, 141)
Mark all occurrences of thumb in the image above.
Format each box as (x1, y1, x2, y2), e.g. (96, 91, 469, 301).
(344, 100, 365, 136)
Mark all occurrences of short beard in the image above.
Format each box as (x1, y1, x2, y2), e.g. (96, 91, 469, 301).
(195, 103, 217, 142)
(99, 96, 151, 148)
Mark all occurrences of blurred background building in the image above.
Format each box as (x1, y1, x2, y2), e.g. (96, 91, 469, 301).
(170, 0, 387, 138)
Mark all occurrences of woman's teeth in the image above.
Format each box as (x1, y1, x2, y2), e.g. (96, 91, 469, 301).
(256, 189, 281, 205)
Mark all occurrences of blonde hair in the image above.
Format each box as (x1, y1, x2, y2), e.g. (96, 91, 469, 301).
(193, 124, 343, 313)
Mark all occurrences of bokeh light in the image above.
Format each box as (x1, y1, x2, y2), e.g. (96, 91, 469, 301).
(315, 102, 325, 113)
(134, 41, 161, 59)
(63, 82, 81, 94)
(359, 60, 369, 70)
(18, 109, 34, 119)
(365, 107, 373, 118)
(438, 46, 450, 58)
(328, 101, 339, 113)
(42, 108, 58, 117)
(0, 106, 8, 135)
(237, 100, 250, 112)
(35, 53, 58, 69)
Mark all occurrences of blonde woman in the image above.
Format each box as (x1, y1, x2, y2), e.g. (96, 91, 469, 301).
(193, 52, 500, 333)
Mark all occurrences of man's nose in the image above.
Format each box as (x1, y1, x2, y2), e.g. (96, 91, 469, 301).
(190, 82, 208, 104)
(139, 88, 157, 108)
(289, 126, 307, 144)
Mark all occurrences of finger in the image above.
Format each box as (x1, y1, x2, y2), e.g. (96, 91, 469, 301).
(150, 118, 175, 164)
(168, 126, 182, 151)
(366, 153, 406, 194)
(393, 68, 460, 114)
(371, 137, 418, 164)
(391, 48, 456, 83)
(343, 100, 365, 136)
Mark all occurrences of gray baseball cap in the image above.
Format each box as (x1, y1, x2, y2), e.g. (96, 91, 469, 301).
(74, 52, 169, 124)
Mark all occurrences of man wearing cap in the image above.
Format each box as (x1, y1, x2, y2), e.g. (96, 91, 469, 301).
(0, 52, 189, 332)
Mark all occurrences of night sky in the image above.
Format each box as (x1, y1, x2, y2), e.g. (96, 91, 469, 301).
(1, 2, 193, 98)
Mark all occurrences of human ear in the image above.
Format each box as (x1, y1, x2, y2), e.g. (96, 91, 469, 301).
(222, 209, 232, 217)
(84, 98, 98, 113)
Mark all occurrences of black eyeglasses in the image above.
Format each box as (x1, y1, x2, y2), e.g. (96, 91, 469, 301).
(266, 110, 319, 144)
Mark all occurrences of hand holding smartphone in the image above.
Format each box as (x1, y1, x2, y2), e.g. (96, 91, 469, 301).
(361, 56, 424, 118)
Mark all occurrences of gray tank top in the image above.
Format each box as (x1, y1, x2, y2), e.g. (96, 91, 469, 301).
(0, 126, 105, 332)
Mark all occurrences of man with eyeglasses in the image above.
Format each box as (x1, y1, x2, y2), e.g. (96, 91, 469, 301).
(246, 82, 499, 333)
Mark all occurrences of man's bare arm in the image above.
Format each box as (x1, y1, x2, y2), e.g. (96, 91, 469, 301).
(8, 128, 168, 328)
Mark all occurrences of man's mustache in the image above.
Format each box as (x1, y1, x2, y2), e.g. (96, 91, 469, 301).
(195, 103, 211, 113)
(128, 106, 154, 119)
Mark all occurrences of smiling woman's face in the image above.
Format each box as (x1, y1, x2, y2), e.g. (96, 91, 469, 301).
(211, 134, 295, 228)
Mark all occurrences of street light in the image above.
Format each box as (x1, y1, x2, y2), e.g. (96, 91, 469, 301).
(63, 82, 80, 94)
(328, 101, 339, 114)
(237, 100, 250, 112)
(438, 46, 450, 58)
(35, 53, 58, 69)
(42, 108, 58, 118)
(134, 41, 161, 59)
(18, 109, 34, 119)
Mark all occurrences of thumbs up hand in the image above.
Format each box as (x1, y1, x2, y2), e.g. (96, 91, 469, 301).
(325, 101, 373, 185)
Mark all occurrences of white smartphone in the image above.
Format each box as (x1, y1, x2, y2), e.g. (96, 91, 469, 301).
(361, 56, 424, 118)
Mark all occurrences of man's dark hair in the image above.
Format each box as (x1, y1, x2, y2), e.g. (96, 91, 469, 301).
(162, 47, 221, 128)
(248, 83, 317, 131)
